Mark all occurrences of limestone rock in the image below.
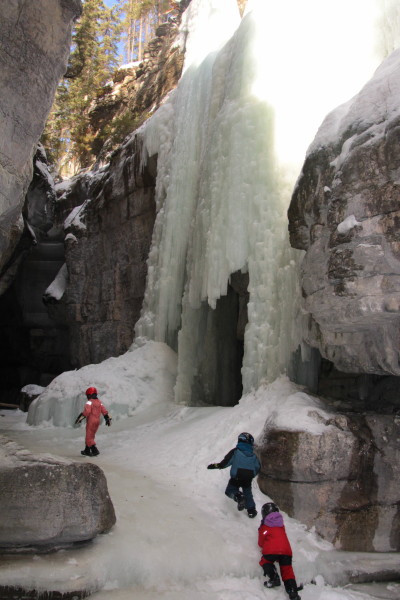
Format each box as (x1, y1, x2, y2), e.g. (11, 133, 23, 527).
(35, 3, 190, 368)
(0, 435, 115, 551)
(51, 137, 157, 367)
(0, 144, 59, 300)
(0, 0, 81, 285)
(25, 145, 57, 241)
(258, 408, 400, 552)
(288, 48, 400, 376)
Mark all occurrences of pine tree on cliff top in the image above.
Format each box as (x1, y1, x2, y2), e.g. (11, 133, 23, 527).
(117, 0, 171, 63)
(42, 0, 176, 176)
(42, 0, 120, 175)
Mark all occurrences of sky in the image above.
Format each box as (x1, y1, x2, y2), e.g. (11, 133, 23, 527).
(246, 0, 382, 166)
(0, 341, 399, 599)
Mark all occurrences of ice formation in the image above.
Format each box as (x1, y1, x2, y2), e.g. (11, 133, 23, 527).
(134, 0, 382, 404)
(27, 342, 177, 426)
(135, 0, 302, 401)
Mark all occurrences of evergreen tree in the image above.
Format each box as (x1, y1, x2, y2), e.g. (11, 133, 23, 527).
(42, 0, 121, 174)
(118, 0, 171, 63)
(42, 0, 179, 175)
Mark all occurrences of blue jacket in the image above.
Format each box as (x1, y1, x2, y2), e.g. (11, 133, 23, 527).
(219, 442, 261, 482)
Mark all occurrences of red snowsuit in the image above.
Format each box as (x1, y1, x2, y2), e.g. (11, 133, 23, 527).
(82, 398, 108, 447)
(258, 511, 296, 582)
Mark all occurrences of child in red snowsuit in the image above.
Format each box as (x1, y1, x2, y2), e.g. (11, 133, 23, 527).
(258, 502, 302, 600)
(75, 387, 112, 457)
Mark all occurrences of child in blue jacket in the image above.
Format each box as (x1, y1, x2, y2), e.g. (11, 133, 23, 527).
(207, 432, 260, 518)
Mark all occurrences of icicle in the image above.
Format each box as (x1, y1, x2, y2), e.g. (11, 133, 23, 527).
(135, 0, 241, 349)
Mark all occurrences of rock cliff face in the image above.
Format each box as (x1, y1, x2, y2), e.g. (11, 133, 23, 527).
(52, 138, 157, 367)
(288, 49, 400, 377)
(258, 395, 400, 552)
(276, 49, 400, 551)
(42, 7, 188, 368)
(0, 145, 73, 404)
(0, 0, 81, 290)
(0, 0, 186, 386)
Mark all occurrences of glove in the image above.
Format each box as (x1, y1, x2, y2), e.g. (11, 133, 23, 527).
(104, 414, 112, 426)
(207, 463, 220, 469)
(75, 413, 85, 425)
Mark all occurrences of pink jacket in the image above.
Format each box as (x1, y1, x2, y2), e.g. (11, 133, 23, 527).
(83, 398, 108, 422)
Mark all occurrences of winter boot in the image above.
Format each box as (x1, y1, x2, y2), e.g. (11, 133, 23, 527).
(247, 508, 257, 518)
(263, 564, 281, 588)
(81, 446, 92, 456)
(284, 579, 301, 600)
(264, 574, 281, 588)
(90, 445, 100, 456)
(234, 492, 245, 511)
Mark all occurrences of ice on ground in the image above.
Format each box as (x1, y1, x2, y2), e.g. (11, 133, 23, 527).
(1, 343, 399, 599)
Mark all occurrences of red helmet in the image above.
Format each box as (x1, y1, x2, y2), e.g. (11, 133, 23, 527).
(86, 386, 97, 397)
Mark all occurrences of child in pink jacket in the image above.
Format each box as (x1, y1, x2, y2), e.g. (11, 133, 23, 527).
(75, 386, 112, 456)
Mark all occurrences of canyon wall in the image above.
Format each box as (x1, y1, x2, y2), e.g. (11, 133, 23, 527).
(258, 391, 400, 552)
(52, 140, 157, 366)
(288, 49, 400, 377)
(0, 0, 82, 292)
(270, 48, 400, 550)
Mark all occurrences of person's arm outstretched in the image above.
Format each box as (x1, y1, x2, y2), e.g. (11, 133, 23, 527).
(207, 448, 235, 469)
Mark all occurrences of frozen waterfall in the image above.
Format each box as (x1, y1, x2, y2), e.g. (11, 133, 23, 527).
(135, 0, 381, 404)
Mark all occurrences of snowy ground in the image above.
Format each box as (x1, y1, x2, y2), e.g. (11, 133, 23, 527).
(0, 344, 399, 600)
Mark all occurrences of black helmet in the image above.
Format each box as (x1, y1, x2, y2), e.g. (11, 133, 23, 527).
(238, 432, 254, 444)
(261, 502, 279, 518)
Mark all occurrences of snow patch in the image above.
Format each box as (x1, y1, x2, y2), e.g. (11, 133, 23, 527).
(55, 179, 73, 194)
(21, 384, 45, 396)
(65, 233, 78, 244)
(44, 263, 68, 301)
(64, 200, 90, 230)
(1, 356, 396, 599)
(337, 214, 361, 234)
(26, 341, 178, 427)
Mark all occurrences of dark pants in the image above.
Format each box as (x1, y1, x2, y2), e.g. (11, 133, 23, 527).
(225, 477, 255, 510)
(262, 554, 295, 582)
